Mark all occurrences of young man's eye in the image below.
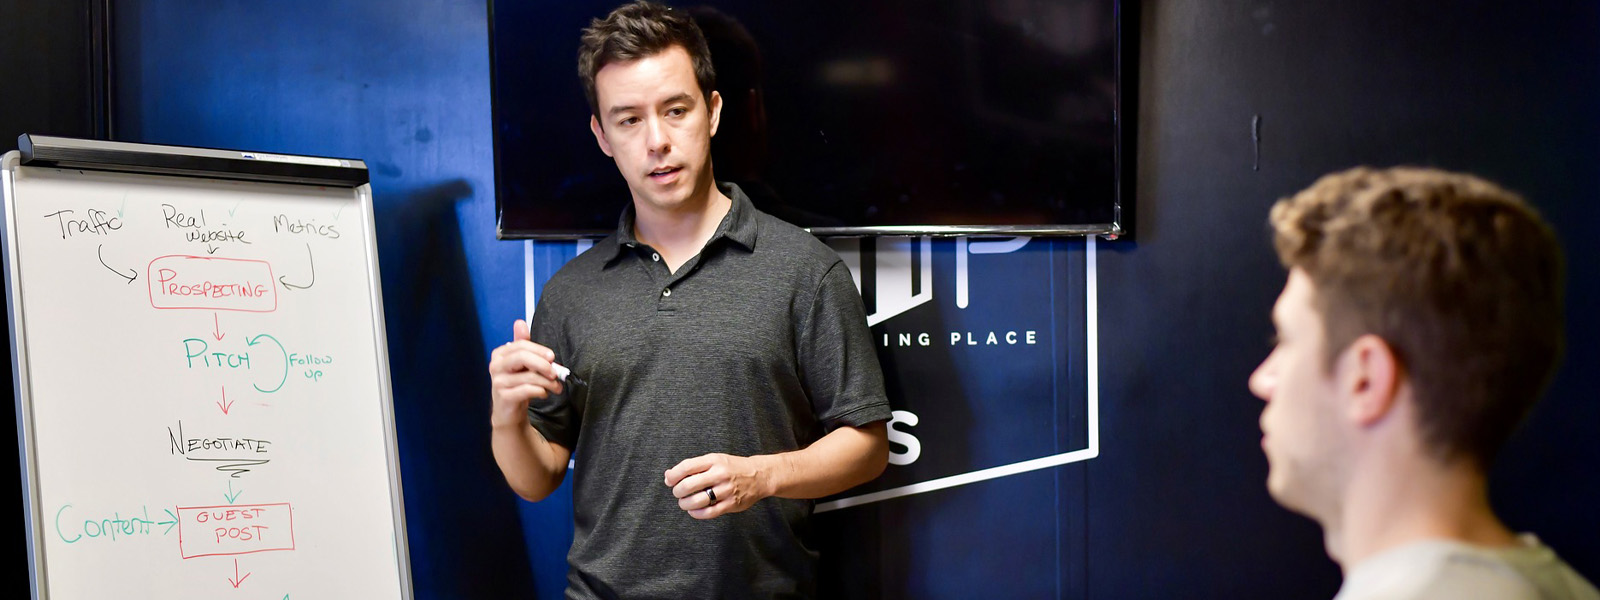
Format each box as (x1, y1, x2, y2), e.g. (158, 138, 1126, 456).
(618, 116, 639, 127)
(667, 107, 686, 117)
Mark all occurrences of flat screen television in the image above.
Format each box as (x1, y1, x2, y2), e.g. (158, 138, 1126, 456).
(489, 0, 1133, 238)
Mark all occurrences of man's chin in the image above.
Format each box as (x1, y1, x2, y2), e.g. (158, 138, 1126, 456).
(1267, 477, 1325, 521)
(629, 186, 691, 212)
(628, 195, 671, 214)
(1265, 472, 1301, 510)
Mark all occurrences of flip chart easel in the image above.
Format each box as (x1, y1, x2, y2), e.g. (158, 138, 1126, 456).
(3, 135, 411, 599)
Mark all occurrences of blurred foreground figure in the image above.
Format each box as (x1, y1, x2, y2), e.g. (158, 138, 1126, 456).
(1250, 167, 1598, 600)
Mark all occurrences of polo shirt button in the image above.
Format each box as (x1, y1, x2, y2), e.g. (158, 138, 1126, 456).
(662, 288, 672, 297)
(651, 252, 660, 262)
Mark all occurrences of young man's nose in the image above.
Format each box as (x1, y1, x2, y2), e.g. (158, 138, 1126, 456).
(1249, 357, 1276, 401)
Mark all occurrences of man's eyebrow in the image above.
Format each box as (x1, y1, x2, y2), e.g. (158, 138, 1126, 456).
(605, 94, 696, 118)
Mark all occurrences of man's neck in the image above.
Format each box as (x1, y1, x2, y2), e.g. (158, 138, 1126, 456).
(632, 181, 732, 273)
(1326, 449, 1516, 573)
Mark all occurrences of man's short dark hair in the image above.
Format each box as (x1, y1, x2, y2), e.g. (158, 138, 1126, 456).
(1269, 166, 1566, 469)
(578, 1, 716, 120)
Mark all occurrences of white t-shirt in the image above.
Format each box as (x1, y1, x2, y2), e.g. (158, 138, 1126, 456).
(1335, 535, 1599, 600)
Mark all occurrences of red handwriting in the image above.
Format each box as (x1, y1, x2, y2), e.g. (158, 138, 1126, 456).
(176, 502, 295, 559)
(228, 558, 252, 588)
(146, 256, 278, 312)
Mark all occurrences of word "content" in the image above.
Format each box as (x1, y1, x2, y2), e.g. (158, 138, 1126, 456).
(55, 504, 172, 544)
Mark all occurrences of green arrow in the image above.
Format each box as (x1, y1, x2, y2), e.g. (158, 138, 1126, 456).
(159, 508, 178, 535)
(225, 480, 243, 504)
(246, 334, 288, 393)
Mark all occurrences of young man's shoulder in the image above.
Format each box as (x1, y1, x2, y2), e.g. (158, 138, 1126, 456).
(538, 235, 623, 299)
(1336, 538, 1600, 600)
(750, 209, 846, 274)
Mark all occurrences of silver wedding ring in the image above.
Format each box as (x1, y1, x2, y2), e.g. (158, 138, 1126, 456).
(705, 488, 717, 504)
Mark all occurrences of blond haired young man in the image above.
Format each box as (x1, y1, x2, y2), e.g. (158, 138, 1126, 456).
(1251, 167, 1597, 599)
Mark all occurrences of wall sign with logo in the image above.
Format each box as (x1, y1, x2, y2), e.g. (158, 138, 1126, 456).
(820, 236, 1097, 511)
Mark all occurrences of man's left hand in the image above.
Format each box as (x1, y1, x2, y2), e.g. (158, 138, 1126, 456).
(665, 453, 774, 520)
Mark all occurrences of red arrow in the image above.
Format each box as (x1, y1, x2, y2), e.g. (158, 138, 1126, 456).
(216, 385, 234, 415)
(228, 558, 251, 588)
(212, 312, 226, 341)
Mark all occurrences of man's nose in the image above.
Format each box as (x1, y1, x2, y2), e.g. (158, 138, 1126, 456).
(645, 117, 670, 153)
(1248, 356, 1275, 401)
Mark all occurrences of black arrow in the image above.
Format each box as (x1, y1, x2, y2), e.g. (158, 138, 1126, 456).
(279, 243, 315, 290)
(97, 244, 137, 284)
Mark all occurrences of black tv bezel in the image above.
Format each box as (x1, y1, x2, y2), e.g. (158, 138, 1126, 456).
(488, 0, 1135, 240)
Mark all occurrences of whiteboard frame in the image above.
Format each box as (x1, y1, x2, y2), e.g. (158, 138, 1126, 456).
(356, 179, 417, 600)
(3, 151, 47, 600)
(2, 144, 414, 599)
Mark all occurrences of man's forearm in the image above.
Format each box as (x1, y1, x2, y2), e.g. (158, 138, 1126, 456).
(758, 422, 889, 500)
(491, 422, 570, 502)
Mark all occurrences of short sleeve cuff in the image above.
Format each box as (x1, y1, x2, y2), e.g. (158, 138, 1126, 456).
(527, 403, 579, 450)
(822, 401, 893, 432)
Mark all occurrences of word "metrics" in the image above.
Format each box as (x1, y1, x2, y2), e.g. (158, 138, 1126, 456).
(176, 503, 295, 559)
(147, 255, 278, 312)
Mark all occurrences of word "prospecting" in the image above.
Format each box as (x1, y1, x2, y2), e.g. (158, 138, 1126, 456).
(155, 268, 269, 299)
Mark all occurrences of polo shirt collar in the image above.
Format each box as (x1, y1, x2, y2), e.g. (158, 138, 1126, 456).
(603, 182, 760, 264)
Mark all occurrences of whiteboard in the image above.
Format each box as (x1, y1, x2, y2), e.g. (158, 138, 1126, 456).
(3, 145, 410, 599)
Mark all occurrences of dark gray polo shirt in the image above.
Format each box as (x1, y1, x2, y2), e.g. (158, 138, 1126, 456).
(527, 182, 891, 600)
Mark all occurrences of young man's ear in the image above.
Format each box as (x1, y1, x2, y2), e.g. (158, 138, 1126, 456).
(1339, 334, 1402, 427)
(708, 90, 723, 138)
(590, 115, 614, 157)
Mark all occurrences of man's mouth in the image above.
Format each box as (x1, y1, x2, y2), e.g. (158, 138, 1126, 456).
(648, 166, 682, 179)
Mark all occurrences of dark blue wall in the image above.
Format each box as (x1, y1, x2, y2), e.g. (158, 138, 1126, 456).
(101, 0, 1599, 598)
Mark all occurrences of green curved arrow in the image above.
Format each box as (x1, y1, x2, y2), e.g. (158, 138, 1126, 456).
(247, 334, 288, 393)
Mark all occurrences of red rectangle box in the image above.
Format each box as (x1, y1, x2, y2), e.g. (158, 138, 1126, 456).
(176, 502, 295, 559)
(147, 255, 278, 312)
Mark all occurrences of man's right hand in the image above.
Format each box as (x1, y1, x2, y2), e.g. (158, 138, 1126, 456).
(487, 319, 564, 429)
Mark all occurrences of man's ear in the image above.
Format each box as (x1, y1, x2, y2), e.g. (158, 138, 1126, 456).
(708, 90, 723, 138)
(1339, 334, 1402, 427)
(590, 115, 614, 157)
